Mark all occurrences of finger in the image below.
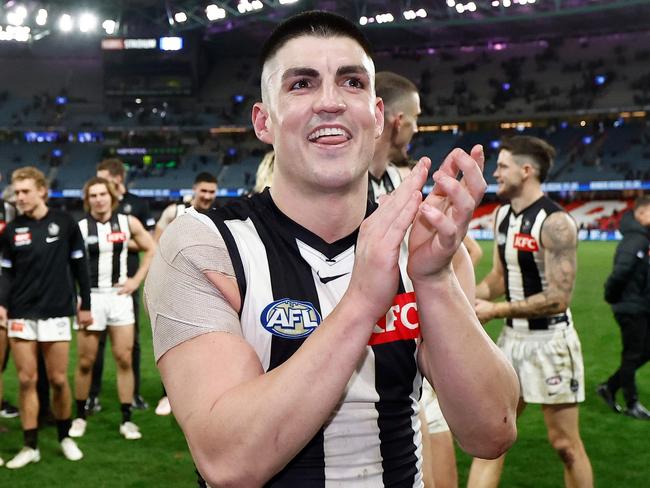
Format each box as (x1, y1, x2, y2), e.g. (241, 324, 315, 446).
(451, 148, 487, 203)
(377, 194, 391, 206)
(384, 190, 422, 245)
(422, 175, 474, 235)
(371, 160, 428, 228)
(431, 149, 464, 196)
(419, 202, 457, 250)
(470, 144, 485, 173)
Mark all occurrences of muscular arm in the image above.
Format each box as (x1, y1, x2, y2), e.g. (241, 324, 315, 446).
(126, 216, 155, 287)
(154, 204, 178, 243)
(482, 212, 577, 321)
(412, 147, 518, 459)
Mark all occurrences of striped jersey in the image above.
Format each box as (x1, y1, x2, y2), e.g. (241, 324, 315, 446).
(203, 189, 424, 487)
(78, 213, 131, 289)
(368, 164, 402, 203)
(494, 195, 573, 331)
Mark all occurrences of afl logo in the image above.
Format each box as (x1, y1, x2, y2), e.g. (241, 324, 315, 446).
(260, 299, 321, 339)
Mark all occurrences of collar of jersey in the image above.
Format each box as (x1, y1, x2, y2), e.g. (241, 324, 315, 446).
(257, 188, 376, 260)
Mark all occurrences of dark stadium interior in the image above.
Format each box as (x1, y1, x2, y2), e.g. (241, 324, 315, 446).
(2, 1, 650, 486)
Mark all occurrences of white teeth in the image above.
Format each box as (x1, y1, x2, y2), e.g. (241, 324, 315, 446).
(308, 127, 349, 141)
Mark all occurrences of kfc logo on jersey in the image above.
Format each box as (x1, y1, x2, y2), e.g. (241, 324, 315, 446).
(260, 299, 321, 339)
(513, 233, 539, 252)
(107, 232, 127, 243)
(14, 232, 32, 246)
(369, 292, 421, 346)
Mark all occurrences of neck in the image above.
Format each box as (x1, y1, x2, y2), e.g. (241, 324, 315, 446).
(91, 209, 111, 222)
(369, 136, 391, 179)
(270, 178, 368, 243)
(25, 202, 48, 220)
(509, 182, 544, 213)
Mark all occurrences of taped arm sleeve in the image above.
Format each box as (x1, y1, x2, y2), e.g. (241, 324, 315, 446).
(144, 214, 242, 363)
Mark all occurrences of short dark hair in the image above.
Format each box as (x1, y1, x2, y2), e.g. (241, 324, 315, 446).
(96, 158, 126, 179)
(634, 195, 650, 211)
(500, 135, 556, 183)
(375, 71, 418, 111)
(260, 11, 373, 68)
(194, 172, 218, 185)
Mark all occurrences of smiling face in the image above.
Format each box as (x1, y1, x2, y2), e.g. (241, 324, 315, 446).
(192, 181, 217, 211)
(493, 149, 527, 200)
(87, 182, 114, 217)
(253, 35, 384, 194)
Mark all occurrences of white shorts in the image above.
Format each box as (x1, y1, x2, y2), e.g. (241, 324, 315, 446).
(420, 379, 450, 434)
(75, 290, 135, 332)
(497, 325, 585, 404)
(7, 317, 71, 342)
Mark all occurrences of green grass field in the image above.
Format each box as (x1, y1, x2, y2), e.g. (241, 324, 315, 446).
(1, 240, 648, 487)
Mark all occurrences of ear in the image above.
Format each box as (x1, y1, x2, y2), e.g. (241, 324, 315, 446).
(252, 102, 273, 145)
(374, 97, 385, 139)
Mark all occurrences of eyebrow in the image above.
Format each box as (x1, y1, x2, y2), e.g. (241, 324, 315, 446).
(281, 67, 319, 82)
(280, 65, 370, 82)
(336, 65, 369, 77)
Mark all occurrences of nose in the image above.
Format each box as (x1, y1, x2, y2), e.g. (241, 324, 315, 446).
(312, 82, 346, 114)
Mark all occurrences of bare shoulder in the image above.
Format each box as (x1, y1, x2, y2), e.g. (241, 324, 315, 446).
(541, 211, 577, 250)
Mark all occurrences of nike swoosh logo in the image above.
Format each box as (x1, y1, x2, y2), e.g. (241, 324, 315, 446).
(317, 272, 350, 284)
(46, 237, 59, 243)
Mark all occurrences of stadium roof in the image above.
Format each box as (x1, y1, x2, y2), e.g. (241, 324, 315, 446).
(2, 1, 650, 51)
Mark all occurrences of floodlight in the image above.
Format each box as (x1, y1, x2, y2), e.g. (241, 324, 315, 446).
(447, 0, 456, 7)
(79, 13, 98, 33)
(102, 19, 117, 35)
(174, 12, 188, 23)
(455, 4, 464, 13)
(279, 0, 299, 4)
(206, 4, 226, 21)
(416, 9, 427, 18)
(359, 16, 368, 25)
(36, 9, 48, 26)
(7, 5, 27, 25)
(59, 14, 73, 32)
(467, 2, 477, 12)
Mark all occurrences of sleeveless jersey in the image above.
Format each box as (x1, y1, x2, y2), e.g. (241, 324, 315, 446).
(494, 195, 573, 331)
(203, 189, 424, 488)
(78, 213, 131, 289)
(173, 203, 188, 219)
(368, 164, 402, 203)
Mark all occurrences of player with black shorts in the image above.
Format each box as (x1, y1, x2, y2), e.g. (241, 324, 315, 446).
(0, 167, 92, 469)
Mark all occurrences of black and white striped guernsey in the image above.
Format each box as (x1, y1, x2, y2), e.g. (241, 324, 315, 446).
(494, 195, 573, 331)
(368, 164, 402, 203)
(201, 189, 424, 487)
(78, 213, 131, 289)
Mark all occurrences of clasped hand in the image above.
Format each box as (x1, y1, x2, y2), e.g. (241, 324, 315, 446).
(347, 145, 486, 323)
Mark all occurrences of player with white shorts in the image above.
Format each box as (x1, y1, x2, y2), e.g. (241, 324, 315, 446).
(70, 177, 154, 441)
